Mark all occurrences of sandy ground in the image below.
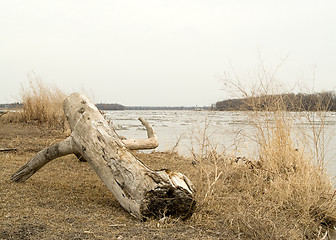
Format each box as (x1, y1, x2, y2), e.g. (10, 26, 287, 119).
(0, 122, 226, 240)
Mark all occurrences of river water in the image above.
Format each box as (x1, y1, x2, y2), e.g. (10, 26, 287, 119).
(105, 110, 336, 178)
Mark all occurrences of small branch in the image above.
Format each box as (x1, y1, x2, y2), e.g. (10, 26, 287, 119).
(122, 117, 159, 150)
(0, 148, 17, 152)
(138, 117, 155, 138)
(0, 111, 9, 117)
(74, 152, 87, 162)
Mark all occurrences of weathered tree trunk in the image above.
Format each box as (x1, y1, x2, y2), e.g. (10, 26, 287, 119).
(11, 92, 196, 220)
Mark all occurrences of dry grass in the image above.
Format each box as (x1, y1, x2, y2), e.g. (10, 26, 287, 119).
(192, 117, 336, 239)
(1, 72, 336, 238)
(20, 73, 67, 128)
(0, 122, 226, 239)
(1, 109, 336, 239)
(187, 62, 336, 239)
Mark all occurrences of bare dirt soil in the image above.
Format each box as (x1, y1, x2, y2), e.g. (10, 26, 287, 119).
(0, 122, 225, 240)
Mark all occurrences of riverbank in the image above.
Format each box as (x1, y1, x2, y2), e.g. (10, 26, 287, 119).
(1, 120, 336, 239)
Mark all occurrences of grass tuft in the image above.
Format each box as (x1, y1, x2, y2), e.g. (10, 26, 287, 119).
(20, 73, 67, 128)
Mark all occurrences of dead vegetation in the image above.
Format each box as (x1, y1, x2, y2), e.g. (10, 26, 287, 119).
(0, 122, 223, 239)
(1, 71, 336, 239)
(187, 60, 336, 239)
(2, 105, 336, 239)
(189, 114, 336, 239)
(1, 73, 67, 129)
(21, 73, 67, 128)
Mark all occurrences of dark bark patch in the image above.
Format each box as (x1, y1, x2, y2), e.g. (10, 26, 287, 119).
(141, 186, 196, 220)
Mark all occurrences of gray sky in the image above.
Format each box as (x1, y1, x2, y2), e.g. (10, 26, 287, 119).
(1, 0, 335, 106)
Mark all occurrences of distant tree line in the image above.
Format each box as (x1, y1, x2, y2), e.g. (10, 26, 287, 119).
(95, 103, 126, 110)
(95, 103, 212, 111)
(125, 106, 210, 110)
(216, 91, 336, 111)
(0, 102, 22, 109)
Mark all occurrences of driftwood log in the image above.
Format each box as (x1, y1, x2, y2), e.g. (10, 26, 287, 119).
(11, 92, 196, 220)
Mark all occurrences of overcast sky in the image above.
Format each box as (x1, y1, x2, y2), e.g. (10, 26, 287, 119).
(1, 0, 335, 106)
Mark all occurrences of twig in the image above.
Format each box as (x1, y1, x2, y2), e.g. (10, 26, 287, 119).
(330, 189, 336, 201)
(319, 229, 328, 240)
(109, 224, 127, 227)
(0, 111, 9, 117)
(0, 148, 17, 152)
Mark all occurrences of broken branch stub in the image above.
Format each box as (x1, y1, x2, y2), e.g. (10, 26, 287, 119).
(11, 92, 196, 220)
(122, 117, 159, 150)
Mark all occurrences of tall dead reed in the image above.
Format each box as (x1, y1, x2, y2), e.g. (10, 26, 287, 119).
(190, 61, 336, 239)
(20, 73, 67, 128)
